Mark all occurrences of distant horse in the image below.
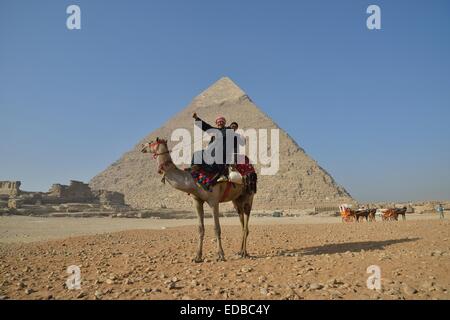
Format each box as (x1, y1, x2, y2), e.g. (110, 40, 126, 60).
(381, 207, 407, 221)
(368, 208, 377, 222)
(340, 207, 356, 222)
(381, 209, 398, 221)
(396, 207, 408, 221)
(394, 207, 407, 221)
(355, 209, 370, 222)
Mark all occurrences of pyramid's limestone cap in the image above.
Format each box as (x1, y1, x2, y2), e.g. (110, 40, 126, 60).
(191, 77, 247, 108)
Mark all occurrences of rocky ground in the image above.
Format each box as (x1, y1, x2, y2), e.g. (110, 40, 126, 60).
(0, 218, 449, 300)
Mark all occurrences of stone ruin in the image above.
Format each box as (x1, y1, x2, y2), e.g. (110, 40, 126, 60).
(0, 180, 129, 217)
(47, 181, 95, 203)
(0, 181, 21, 197)
(93, 189, 125, 206)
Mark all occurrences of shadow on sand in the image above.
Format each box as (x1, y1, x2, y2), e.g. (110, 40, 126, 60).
(242, 238, 421, 259)
(273, 237, 420, 257)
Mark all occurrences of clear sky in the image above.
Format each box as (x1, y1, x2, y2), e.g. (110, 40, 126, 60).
(1, 0, 449, 202)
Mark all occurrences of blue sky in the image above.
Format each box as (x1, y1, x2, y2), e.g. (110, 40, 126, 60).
(1, 0, 449, 202)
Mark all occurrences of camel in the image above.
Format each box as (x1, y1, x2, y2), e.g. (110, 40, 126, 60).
(141, 138, 256, 262)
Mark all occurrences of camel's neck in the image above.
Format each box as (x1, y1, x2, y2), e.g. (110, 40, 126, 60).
(157, 152, 196, 194)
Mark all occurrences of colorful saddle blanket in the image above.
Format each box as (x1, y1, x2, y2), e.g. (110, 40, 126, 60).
(188, 156, 256, 192)
(188, 168, 217, 191)
(234, 156, 256, 176)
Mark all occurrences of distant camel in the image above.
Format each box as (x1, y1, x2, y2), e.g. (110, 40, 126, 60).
(141, 138, 257, 262)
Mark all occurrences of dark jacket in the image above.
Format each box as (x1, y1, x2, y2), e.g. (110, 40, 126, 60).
(195, 117, 236, 164)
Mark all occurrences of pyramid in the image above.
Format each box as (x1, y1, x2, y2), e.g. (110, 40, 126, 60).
(90, 77, 353, 210)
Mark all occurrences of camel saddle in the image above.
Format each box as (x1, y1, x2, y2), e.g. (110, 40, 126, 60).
(188, 156, 257, 193)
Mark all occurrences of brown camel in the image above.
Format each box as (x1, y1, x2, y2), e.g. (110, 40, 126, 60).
(141, 138, 256, 262)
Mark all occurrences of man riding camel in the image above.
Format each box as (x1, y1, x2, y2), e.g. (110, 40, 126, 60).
(192, 113, 241, 183)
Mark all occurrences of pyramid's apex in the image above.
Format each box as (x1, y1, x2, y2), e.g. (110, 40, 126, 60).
(192, 76, 247, 108)
(215, 76, 240, 86)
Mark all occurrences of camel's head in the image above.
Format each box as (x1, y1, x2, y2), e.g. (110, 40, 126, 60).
(141, 137, 168, 156)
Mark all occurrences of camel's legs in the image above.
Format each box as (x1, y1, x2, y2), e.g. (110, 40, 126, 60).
(234, 202, 245, 256)
(241, 203, 251, 258)
(193, 199, 205, 263)
(238, 212, 245, 254)
(212, 203, 225, 261)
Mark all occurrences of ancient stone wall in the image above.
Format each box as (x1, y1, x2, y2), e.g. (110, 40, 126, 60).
(0, 181, 21, 197)
(47, 180, 95, 203)
(48, 184, 65, 198)
(93, 190, 125, 205)
(0, 179, 129, 216)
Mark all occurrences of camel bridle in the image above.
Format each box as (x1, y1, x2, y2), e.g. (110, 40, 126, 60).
(147, 139, 173, 174)
(148, 140, 170, 159)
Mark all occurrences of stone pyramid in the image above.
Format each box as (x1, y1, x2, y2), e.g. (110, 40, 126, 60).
(90, 77, 353, 210)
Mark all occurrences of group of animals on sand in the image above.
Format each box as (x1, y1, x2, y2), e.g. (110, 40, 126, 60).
(339, 206, 408, 223)
(141, 136, 409, 263)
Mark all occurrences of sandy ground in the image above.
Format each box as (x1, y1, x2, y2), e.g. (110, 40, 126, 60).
(0, 215, 345, 244)
(0, 214, 449, 300)
(0, 213, 439, 244)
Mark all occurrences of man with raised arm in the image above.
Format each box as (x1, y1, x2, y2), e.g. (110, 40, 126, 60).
(192, 112, 234, 182)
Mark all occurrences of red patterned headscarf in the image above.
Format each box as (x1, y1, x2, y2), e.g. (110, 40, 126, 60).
(215, 116, 226, 126)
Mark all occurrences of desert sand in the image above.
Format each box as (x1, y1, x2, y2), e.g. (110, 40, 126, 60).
(0, 214, 449, 300)
(0, 214, 441, 243)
